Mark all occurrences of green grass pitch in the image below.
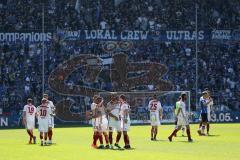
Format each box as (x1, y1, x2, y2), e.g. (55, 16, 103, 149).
(0, 123, 239, 160)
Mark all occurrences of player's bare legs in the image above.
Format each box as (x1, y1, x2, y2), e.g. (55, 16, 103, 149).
(207, 123, 210, 135)
(168, 125, 192, 142)
(48, 127, 53, 144)
(168, 126, 181, 142)
(198, 122, 207, 135)
(27, 129, 34, 144)
(151, 126, 154, 140)
(44, 132, 48, 145)
(185, 125, 192, 141)
(154, 126, 158, 140)
(123, 131, 131, 149)
(40, 132, 44, 146)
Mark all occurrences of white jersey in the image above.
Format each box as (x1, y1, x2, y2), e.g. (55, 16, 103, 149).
(107, 102, 120, 121)
(148, 99, 162, 116)
(47, 100, 55, 114)
(37, 105, 52, 120)
(23, 104, 36, 122)
(148, 99, 162, 126)
(120, 102, 130, 120)
(177, 100, 187, 118)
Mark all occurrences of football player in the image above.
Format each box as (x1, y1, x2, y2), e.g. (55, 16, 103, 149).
(22, 98, 37, 144)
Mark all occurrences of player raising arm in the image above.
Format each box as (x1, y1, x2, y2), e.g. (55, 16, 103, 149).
(168, 93, 193, 142)
(36, 98, 53, 146)
(148, 95, 163, 141)
(119, 94, 131, 149)
(22, 98, 37, 144)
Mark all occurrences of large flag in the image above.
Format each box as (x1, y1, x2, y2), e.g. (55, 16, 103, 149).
(75, 0, 80, 13)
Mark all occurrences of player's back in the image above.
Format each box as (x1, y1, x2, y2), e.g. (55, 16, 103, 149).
(148, 100, 161, 113)
(24, 104, 36, 121)
(37, 105, 51, 120)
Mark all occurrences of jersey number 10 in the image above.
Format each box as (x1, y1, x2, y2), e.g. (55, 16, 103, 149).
(40, 109, 47, 116)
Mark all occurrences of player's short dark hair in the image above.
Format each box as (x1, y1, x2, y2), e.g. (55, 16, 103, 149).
(181, 92, 187, 99)
(43, 93, 48, 98)
(27, 98, 32, 103)
(96, 96, 102, 104)
(202, 91, 208, 95)
(153, 94, 157, 99)
(119, 94, 126, 101)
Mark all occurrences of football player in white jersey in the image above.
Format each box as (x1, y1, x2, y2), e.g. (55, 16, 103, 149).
(43, 94, 55, 144)
(148, 95, 163, 141)
(91, 95, 104, 149)
(168, 93, 193, 142)
(106, 94, 122, 149)
(36, 98, 53, 146)
(22, 98, 37, 144)
(119, 94, 131, 149)
(96, 98, 109, 149)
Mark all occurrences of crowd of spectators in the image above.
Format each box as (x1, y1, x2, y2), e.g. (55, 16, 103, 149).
(0, 0, 240, 116)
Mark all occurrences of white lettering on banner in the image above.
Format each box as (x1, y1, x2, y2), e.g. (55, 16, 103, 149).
(85, 30, 117, 40)
(0, 32, 52, 42)
(166, 30, 204, 40)
(121, 30, 149, 40)
(212, 30, 231, 40)
(0, 117, 8, 127)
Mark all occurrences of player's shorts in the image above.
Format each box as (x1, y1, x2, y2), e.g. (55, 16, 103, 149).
(201, 113, 208, 123)
(99, 117, 108, 132)
(26, 120, 35, 130)
(121, 118, 130, 131)
(207, 107, 211, 122)
(150, 113, 160, 126)
(48, 117, 54, 128)
(177, 116, 189, 126)
(38, 118, 49, 133)
(92, 118, 100, 131)
(108, 118, 121, 132)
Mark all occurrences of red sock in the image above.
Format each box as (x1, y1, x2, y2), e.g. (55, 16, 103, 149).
(104, 134, 109, 144)
(109, 132, 113, 144)
(99, 134, 103, 145)
(116, 133, 121, 144)
(187, 128, 192, 140)
(123, 134, 129, 146)
(93, 133, 98, 145)
(48, 130, 53, 140)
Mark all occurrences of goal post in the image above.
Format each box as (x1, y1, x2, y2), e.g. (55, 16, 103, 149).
(99, 91, 191, 124)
